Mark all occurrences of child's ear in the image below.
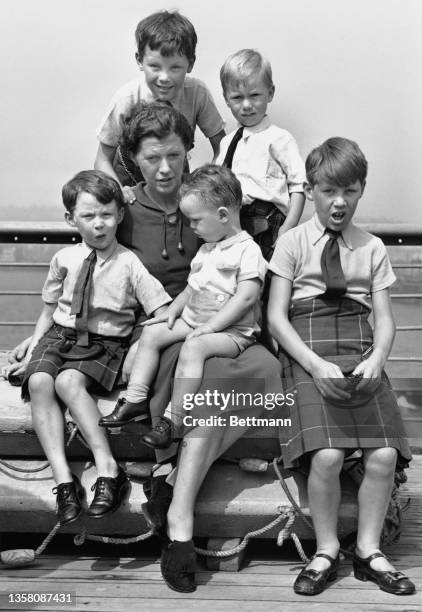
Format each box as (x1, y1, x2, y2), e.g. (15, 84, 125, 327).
(64, 211, 75, 227)
(135, 52, 143, 71)
(217, 206, 229, 220)
(117, 207, 125, 224)
(360, 180, 366, 196)
(304, 183, 314, 201)
(187, 60, 194, 73)
(268, 85, 275, 102)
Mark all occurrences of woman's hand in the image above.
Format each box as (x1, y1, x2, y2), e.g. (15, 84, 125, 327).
(141, 308, 179, 330)
(122, 186, 136, 204)
(186, 324, 214, 339)
(309, 357, 351, 401)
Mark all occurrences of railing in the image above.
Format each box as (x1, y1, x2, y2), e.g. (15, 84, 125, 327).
(1, 222, 422, 365)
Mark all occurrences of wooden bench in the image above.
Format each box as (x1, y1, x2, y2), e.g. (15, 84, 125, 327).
(1, 222, 421, 553)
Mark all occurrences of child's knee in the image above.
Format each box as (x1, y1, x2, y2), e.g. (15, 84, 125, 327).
(140, 324, 165, 348)
(55, 370, 86, 400)
(311, 448, 344, 477)
(364, 447, 397, 478)
(179, 337, 206, 363)
(28, 372, 54, 397)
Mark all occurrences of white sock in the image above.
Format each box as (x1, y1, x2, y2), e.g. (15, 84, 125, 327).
(124, 382, 149, 403)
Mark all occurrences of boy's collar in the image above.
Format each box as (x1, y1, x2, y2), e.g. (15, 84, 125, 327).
(203, 230, 251, 251)
(80, 239, 119, 265)
(310, 214, 354, 250)
(239, 115, 271, 137)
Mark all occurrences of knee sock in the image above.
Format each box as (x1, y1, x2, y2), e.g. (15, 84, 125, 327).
(124, 382, 150, 403)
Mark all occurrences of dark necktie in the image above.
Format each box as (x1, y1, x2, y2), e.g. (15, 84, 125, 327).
(70, 250, 97, 346)
(320, 229, 347, 297)
(222, 127, 244, 169)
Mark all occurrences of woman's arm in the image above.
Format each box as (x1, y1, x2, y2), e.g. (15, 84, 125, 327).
(267, 275, 351, 400)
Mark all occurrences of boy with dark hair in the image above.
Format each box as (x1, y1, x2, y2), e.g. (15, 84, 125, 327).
(95, 10, 225, 194)
(8, 170, 171, 525)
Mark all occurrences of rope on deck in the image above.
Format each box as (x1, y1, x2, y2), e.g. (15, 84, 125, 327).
(74, 528, 154, 546)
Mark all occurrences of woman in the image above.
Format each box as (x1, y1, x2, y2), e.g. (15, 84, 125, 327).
(6, 102, 284, 593)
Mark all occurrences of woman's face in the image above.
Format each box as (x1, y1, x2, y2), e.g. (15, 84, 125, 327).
(133, 133, 187, 199)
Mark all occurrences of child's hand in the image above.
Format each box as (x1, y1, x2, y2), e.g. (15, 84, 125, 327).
(351, 357, 382, 394)
(8, 336, 32, 364)
(187, 324, 214, 339)
(1, 356, 29, 381)
(121, 341, 139, 383)
(310, 357, 351, 401)
(122, 186, 136, 204)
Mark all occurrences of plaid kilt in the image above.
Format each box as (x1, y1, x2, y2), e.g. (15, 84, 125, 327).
(279, 297, 411, 469)
(22, 324, 129, 400)
(240, 199, 286, 261)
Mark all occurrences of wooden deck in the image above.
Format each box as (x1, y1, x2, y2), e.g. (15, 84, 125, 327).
(1, 456, 421, 611)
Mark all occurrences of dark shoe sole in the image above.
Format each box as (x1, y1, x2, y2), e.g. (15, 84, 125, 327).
(99, 413, 150, 428)
(86, 480, 130, 519)
(162, 574, 196, 593)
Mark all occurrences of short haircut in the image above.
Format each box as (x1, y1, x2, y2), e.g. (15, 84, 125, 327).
(179, 165, 242, 210)
(120, 101, 194, 156)
(220, 49, 273, 94)
(135, 10, 197, 65)
(306, 137, 368, 187)
(62, 170, 124, 213)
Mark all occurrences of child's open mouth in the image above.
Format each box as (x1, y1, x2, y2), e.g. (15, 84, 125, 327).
(331, 212, 346, 222)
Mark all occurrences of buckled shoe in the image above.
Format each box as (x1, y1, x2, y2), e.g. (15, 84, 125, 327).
(353, 551, 415, 595)
(294, 553, 339, 595)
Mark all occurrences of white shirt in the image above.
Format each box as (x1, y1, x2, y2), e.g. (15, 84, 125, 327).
(216, 116, 306, 215)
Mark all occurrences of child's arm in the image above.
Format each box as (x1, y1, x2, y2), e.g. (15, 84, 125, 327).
(4, 303, 56, 378)
(187, 279, 261, 339)
(267, 275, 351, 401)
(209, 129, 226, 163)
(352, 288, 395, 391)
(94, 143, 135, 203)
(142, 286, 192, 330)
(277, 192, 305, 238)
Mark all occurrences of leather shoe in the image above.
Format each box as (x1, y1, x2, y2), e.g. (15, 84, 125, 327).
(353, 551, 415, 595)
(161, 538, 196, 593)
(294, 553, 339, 595)
(140, 417, 173, 449)
(142, 475, 173, 535)
(98, 398, 150, 428)
(86, 468, 130, 518)
(52, 474, 84, 525)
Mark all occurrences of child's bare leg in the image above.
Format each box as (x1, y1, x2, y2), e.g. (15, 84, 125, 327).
(355, 447, 398, 571)
(306, 448, 344, 571)
(55, 369, 118, 477)
(165, 333, 240, 426)
(125, 319, 191, 401)
(28, 372, 71, 484)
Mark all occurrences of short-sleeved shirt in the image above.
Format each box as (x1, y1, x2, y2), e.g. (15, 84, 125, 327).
(182, 231, 268, 336)
(269, 215, 396, 310)
(42, 241, 171, 337)
(216, 116, 306, 215)
(96, 74, 225, 147)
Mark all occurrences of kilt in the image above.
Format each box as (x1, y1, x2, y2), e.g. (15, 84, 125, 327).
(240, 199, 286, 261)
(22, 324, 130, 400)
(278, 297, 412, 469)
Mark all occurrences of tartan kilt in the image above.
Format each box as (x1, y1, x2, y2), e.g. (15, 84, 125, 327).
(279, 297, 412, 469)
(22, 324, 129, 400)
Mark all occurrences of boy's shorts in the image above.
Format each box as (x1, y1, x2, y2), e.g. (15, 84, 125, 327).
(240, 199, 286, 261)
(22, 324, 130, 400)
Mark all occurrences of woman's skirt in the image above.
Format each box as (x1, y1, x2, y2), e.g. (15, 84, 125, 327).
(278, 297, 411, 469)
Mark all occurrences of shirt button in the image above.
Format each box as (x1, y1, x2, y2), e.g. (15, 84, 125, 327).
(217, 294, 225, 302)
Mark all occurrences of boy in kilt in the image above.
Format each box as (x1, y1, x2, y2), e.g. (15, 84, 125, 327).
(267, 137, 415, 596)
(7, 170, 171, 525)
